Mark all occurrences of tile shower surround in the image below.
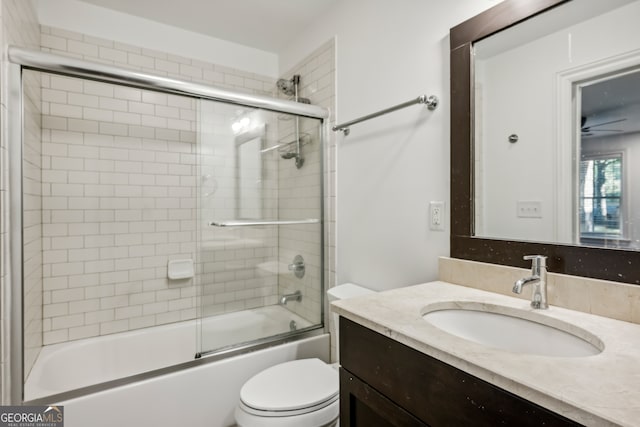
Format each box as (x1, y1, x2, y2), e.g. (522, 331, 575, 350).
(36, 28, 336, 348)
(0, 13, 337, 395)
(39, 73, 202, 345)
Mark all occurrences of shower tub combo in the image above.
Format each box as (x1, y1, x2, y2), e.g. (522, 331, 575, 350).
(5, 46, 330, 427)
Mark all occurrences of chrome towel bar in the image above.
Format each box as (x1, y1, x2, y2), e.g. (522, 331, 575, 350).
(210, 219, 320, 227)
(332, 94, 438, 136)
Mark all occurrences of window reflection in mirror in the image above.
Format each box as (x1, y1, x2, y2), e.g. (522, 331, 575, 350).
(578, 68, 640, 248)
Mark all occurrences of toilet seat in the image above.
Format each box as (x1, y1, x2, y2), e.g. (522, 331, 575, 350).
(235, 358, 339, 426)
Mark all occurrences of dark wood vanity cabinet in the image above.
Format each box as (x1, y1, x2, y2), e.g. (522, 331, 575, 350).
(339, 317, 583, 427)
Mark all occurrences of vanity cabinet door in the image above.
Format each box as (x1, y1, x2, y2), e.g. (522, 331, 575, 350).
(339, 317, 583, 427)
(340, 368, 428, 427)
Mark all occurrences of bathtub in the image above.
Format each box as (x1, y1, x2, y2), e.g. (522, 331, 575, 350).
(25, 306, 328, 427)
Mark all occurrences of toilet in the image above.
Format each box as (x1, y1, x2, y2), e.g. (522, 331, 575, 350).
(234, 283, 375, 427)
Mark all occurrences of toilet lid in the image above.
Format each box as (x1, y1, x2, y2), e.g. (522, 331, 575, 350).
(240, 358, 339, 413)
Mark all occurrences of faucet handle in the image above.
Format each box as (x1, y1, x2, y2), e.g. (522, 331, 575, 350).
(523, 255, 547, 270)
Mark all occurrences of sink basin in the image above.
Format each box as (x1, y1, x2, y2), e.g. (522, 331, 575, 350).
(422, 302, 603, 357)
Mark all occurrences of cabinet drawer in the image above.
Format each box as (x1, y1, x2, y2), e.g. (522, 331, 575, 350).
(339, 317, 582, 427)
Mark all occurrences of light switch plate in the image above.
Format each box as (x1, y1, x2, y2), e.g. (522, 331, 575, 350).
(517, 201, 542, 218)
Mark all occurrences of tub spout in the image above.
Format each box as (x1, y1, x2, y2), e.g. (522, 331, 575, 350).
(280, 290, 302, 305)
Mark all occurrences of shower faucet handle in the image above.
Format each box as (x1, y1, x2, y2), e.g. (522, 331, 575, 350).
(288, 255, 305, 278)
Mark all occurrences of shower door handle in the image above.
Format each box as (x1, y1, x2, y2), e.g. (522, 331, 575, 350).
(209, 219, 319, 227)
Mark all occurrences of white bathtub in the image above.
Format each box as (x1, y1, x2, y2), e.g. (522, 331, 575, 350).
(25, 306, 328, 427)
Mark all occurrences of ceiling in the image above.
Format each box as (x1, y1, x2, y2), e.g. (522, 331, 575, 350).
(76, 0, 339, 52)
(581, 69, 640, 138)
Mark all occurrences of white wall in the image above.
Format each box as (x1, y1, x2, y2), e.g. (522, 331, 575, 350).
(31, 0, 279, 77)
(280, 0, 502, 291)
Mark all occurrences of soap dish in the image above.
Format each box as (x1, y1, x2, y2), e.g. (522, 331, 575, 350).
(167, 259, 194, 280)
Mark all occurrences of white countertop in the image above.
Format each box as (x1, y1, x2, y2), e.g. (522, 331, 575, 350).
(331, 281, 640, 427)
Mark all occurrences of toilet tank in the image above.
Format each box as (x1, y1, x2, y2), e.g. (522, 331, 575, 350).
(327, 283, 375, 360)
(327, 283, 375, 303)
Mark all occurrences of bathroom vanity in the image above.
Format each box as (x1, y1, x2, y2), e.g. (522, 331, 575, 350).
(333, 281, 640, 427)
(339, 318, 579, 426)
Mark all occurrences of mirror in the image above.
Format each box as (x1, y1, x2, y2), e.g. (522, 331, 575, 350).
(450, 0, 640, 284)
(473, 0, 640, 248)
(235, 124, 265, 219)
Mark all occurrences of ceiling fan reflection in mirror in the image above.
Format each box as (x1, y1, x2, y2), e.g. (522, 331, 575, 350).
(580, 117, 627, 137)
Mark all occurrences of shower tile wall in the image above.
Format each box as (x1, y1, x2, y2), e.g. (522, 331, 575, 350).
(39, 74, 198, 345)
(38, 26, 277, 345)
(0, 0, 41, 399)
(277, 40, 336, 328)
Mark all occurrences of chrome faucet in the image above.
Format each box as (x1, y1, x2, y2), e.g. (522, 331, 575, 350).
(513, 255, 548, 309)
(280, 290, 302, 305)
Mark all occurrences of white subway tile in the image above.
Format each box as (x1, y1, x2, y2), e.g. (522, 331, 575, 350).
(99, 46, 127, 63)
(100, 295, 129, 309)
(51, 75, 83, 93)
(114, 86, 142, 101)
(128, 53, 154, 69)
(84, 159, 114, 173)
(68, 171, 99, 184)
(43, 303, 69, 318)
(68, 39, 98, 57)
(42, 224, 68, 237)
(179, 63, 202, 79)
(51, 288, 85, 303)
(155, 59, 179, 74)
(84, 234, 114, 248)
(51, 262, 84, 277)
(43, 116, 67, 130)
(42, 88, 67, 104)
(68, 248, 100, 262)
(128, 101, 154, 115)
(85, 259, 114, 274)
(100, 319, 129, 335)
(50, 103, 83, 119)
(68, 93, 99, 108)
(84, 107, 114, 122)
(155, 105, 180, 119)
(100, 270, 129, 285)
(43, 277, 68, 291)
(143, 301, 168, 315)
(141, 115, 167, 128)
(68, 118, 99, 133)
(99, 97, 128, 112)
(115, 305, 143, 320)
(113, 112, 141, 125)
(43, 329, 68, 345)
(85, 309, 115, 325)
(142, 91, 167, 105)
(68, 145, 100, 159)
(50, 236, 83, 249)
(129, 315, 155, 329)
(99, 123, 128, 136)
(68, 324, 100, 340)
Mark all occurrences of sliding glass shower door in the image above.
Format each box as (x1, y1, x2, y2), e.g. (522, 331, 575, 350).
(196, 100, 324, 355)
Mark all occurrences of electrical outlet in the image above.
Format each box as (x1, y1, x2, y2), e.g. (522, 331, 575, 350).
(430, 201, 445, 231)
(517, 201, 542, 218)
